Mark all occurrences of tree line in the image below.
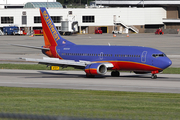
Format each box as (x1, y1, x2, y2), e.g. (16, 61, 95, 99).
(56, 0, 93, 5)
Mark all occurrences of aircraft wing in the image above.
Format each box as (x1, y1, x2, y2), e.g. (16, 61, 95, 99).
(20, 57, 114, 69)
(20, 57, 90, 69)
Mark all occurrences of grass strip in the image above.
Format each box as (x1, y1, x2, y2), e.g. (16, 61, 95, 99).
(0, 63, 76, 70)
(0, 64, 180, 74)
(162, 67, 180, 74)
(0, 87, 180, 119)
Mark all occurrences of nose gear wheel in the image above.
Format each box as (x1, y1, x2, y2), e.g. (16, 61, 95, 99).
(151, 74, 157, 79)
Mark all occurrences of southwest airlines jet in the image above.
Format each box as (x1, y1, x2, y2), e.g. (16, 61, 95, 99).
(16, 7, 172, 79)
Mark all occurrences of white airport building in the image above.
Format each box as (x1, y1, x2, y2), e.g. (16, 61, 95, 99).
(0, 0, 179, 34)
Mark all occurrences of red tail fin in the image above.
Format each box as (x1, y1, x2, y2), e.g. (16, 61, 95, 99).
(40, 7, 75, 46)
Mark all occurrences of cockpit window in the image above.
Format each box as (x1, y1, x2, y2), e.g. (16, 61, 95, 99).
(152, 53, 166, 58)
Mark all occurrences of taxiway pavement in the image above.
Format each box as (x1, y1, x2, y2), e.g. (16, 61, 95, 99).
(0, 69, 180, 93)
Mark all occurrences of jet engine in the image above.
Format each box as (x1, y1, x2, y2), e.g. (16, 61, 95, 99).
(85, 63, 107, 75)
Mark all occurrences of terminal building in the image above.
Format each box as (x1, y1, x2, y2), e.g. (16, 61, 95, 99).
(94, 0, 180, 33)
(0, 0, 179, 34)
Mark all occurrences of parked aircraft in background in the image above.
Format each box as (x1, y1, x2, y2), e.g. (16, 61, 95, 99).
(14, 7, 172, 79)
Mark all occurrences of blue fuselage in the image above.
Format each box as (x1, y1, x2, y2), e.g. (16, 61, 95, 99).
(49, 45, 172, 72)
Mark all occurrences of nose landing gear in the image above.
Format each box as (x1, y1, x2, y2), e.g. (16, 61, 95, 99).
(151, 70, 159, 79)
(151, 74, 157, 79)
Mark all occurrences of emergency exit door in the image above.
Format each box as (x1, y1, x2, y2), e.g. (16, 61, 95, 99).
(141, 51, 147, 63)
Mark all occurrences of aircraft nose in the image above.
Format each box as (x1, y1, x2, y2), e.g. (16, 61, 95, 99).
(168, 60, 172, 66)
(163, 58, 172, 69)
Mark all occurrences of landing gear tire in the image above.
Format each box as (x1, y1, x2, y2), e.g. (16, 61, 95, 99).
(111, 71, 120, 77)
(151, 74, 157, 79)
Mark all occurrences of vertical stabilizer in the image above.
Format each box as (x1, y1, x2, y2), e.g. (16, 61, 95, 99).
(40, 7, 75, 46)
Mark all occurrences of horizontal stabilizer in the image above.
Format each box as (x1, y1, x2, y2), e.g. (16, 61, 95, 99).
(11, 44, 50, 50)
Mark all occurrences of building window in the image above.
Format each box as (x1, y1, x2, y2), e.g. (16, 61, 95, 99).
(82, 16, 95, 23)
(22, 16, 27, 25)
(51, 16, 62, 23)
(22, 11, 26, 16)
(34, 16, 62, 23)
(34, 16, 41, 23)
(69, 11, 72, 15)
(1, 17, 13, 24)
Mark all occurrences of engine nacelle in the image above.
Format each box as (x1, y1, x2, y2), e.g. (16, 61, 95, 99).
(85, 63, 107, 75)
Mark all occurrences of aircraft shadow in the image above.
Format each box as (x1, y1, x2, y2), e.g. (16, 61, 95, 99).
(26, 71, 107, 79)
(24, 71, 170, 80)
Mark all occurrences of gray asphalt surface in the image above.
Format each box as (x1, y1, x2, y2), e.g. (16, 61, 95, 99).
(0, 69, 180, 93)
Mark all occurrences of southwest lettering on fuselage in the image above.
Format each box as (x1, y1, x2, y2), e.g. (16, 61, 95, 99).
(42, 10, 60, 42)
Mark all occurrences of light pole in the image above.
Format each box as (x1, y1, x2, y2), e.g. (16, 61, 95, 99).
(6, 0, 7, 9)
(47, 0, 48, 9)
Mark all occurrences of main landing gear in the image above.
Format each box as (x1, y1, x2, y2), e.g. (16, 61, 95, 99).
(151, 74, 157, 79)
(111, 71, 120, 77)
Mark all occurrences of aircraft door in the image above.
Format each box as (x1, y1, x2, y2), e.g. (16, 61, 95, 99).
(141, 51, 147, 63)
(99, 52, 103, 60)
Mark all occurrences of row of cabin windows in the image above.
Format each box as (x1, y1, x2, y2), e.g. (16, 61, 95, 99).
(115, 54, 140, 58)
(62, 53, 140, 58)
(62, 53, 112, 57)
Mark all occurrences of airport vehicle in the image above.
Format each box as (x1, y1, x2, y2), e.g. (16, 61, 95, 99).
(155, 29, 164, 35)
(3, 26, 20, 35)
(14, 7, 172, 79)
(95, 27, 102, 34)
(112, 30, 121, 34)
(33, 29, 43, 36)
(112, 25, 122, 34)
(59, 21, 78, 35)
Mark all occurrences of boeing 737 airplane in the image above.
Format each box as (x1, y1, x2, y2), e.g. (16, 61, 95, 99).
(14, 7, 172, 79)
